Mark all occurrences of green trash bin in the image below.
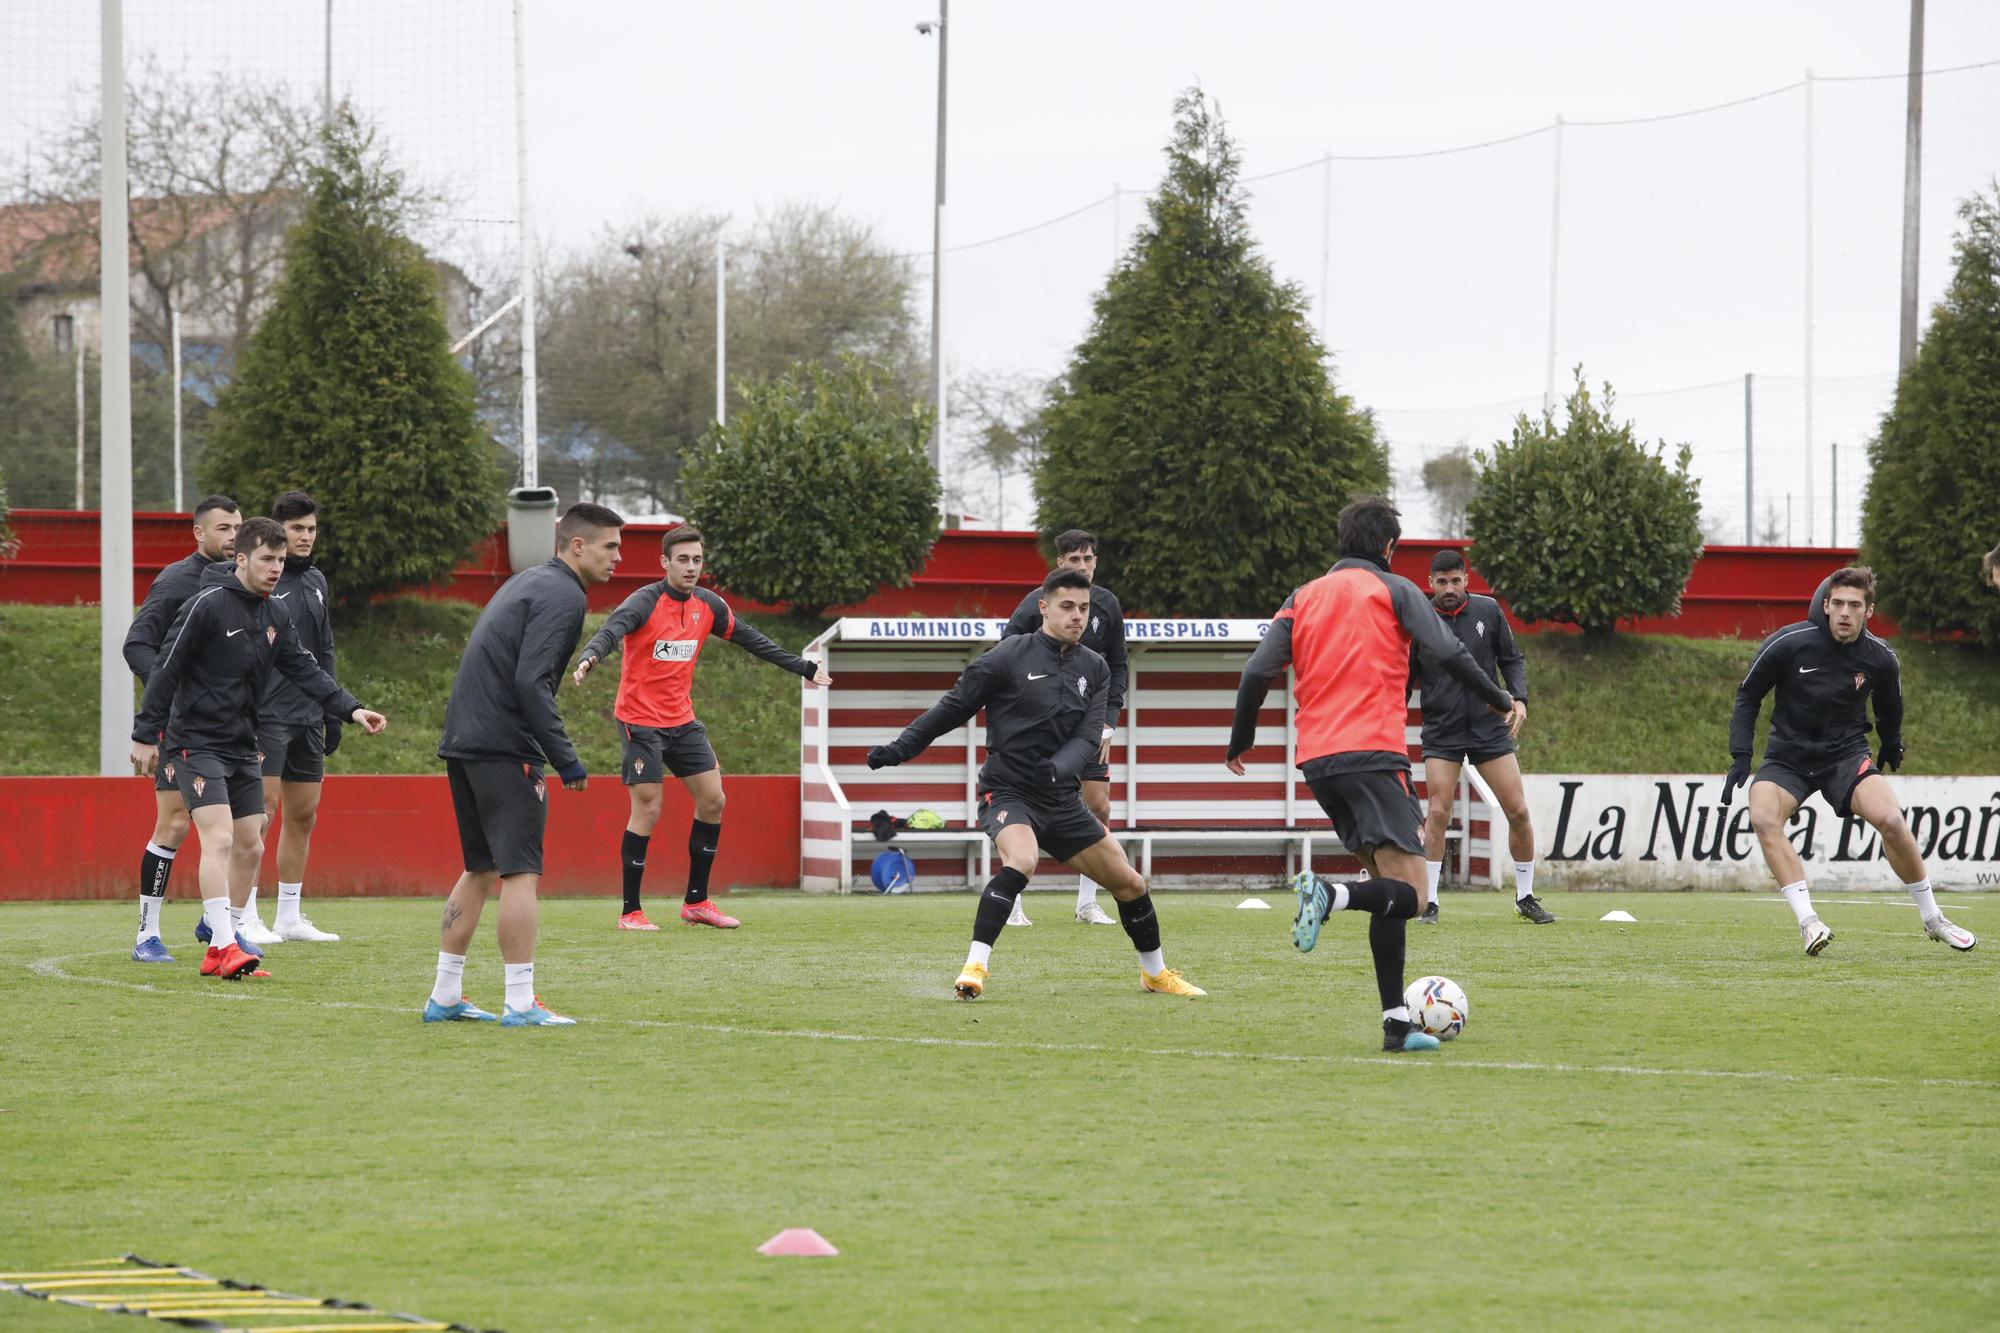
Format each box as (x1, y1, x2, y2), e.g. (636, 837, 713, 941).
(506, 486, 560, 573)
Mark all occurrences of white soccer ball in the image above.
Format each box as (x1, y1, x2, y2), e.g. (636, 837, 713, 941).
(1404, 975, 1468, 1041)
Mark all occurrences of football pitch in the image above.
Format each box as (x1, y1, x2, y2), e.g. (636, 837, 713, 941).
(3, 891, 1994, 1331)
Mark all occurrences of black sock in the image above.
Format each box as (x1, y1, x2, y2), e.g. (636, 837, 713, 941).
(1368, 913, 1408, 1011)
(620, 830, 649, 914)
(139, 845, 175, 899)
(1343, 877, 1419, 919)
(1115, 892, 1162, 954)
(972, 867, 1029, 946)
(684, 819, 721, 904)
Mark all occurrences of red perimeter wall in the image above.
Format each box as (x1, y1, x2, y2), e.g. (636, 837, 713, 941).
(0, 509, 1881, 638)
(0, 775, 800, 901)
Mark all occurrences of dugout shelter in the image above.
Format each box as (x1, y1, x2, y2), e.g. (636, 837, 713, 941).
(799, 618, 1503, 893)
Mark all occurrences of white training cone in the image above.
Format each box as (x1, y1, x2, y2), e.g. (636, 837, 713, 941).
(1237, 898, 1272, 910)
(1599, 910, 1637, 923)
(758, 1228, 839, 1257)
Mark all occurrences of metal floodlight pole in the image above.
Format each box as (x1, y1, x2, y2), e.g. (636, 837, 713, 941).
(923, 2, 949, 517)
(323, 0, 333, 125)
(73, 313, 85, 509)
(715, 235, 726, 425)
(1542, 114, 1564, 416)
(514, 0, 540, 488)
(1898, 0, 1925, 374)
(99, 0, 135, 776)
(1744, 372, 1755, 544)
(171, 304, 182, 511)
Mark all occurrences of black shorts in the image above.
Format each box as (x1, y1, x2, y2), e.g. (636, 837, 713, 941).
(1756, 749, 1878, 820)
(1422, 743, 1517, 768)
(173, 750, 265, 820)
(446, 758, 549, 877)
(621, 720, 718, 784)
(1306, 768, 1425, 858)
(976, 785, 1108, 863)
(257, 720, 326, 782)
(1078, 760, 1111, 785)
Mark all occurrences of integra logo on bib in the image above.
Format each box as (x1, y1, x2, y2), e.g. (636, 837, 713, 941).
(652, 640, 698, 662)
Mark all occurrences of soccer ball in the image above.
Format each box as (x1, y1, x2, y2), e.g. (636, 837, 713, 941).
(1404, 975, 1468, 1041)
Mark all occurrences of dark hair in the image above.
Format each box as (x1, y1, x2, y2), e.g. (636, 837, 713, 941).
(1336, 496, 1401, 560)
(556, 501, 625, 546)
(1827, 565, 1876, 605)
(234, 516, 286, 553)
(1054, 529, 1096, 557)
(1429, 549, 1466, 575)
(661, 524, 704, 557)
(192, 494, 238, 522)
(1041, 567, 1092, 598)
(271, 491, 317, 523)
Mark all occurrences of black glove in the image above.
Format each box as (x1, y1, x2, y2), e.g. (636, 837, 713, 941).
(323, 717, 343, 756)
(1876, 739, 1905, 773)
(867, 745, 898, 770)
(1721, 755, 1752, 805)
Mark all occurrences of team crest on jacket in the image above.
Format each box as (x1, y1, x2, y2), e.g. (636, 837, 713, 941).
(1077, 676, 1089, 696)
(1091, 615, 1100, 633)
(1475, 621, 1486, 637)
(265, 625, 277, 644)
(191, 776, 205, 797)
(1854, 672, 1867, 691)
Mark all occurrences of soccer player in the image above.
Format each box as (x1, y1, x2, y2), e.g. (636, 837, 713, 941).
(122, 493, 241, 963)
(1723, 566, 1975, 956)
(1226, 497, 1511, 1052)
(130, 517, 386, 980)
(572, 524, 830, 931)
(1407, 549, 1552, 925)
(868, 567, 1204, 1001)
(1000, 528, 1127, 926)
(245, 491, 344, 944)
(425, 502, 623, 1026)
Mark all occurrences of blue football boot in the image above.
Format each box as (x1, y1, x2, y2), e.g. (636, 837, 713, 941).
(1291, 872, 1331, 953)
(131, 936, 174, 963)
(500, 999, 576, 1027)
(422, 997, 498, 1023)
(1383, 1017, 1441, 1053)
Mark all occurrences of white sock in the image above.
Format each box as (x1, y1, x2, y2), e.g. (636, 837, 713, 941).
(1384, 1005, 1411, 1023)
(1905, 877, 1939, 921)
(431, 952, 466, 1007)
(965, 941, 993, 970)
(245, 886, 259, 920)
(1424, 860, 1442, 898)
(276, 882, 303, 926)
(1076, 874, 1096, 911)
(1515, 862, 1536, 902)
(503, 962, 535, 1013)
(1139, 948, 1165, 976)
(1327, 881, 1352, 912)
(138, 895, 163, 944)
(229, 906, 245, 937)
(203, 897, 234, 948)
(1779, 880, 1815, 926)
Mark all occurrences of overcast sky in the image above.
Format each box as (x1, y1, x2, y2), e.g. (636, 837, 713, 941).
(525, 0, 2000, 256)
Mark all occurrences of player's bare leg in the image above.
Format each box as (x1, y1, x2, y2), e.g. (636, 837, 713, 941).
(189, 804, 262, 978)
(677, 768, 737, 928)
(1749, 781, 1829, 955)
(1419, 757, 1462, 919)
(1474, 753, 1552, 923)
(1293, 843, 1431, 1050)
(1070, 778, 1118, 924)
(1848, 774, 1975, 951)
(617, 782, 664, 929)
(271, 779, 334, 940)
(1067, 834, 1203, 995)
(427, 872, 500, 1022)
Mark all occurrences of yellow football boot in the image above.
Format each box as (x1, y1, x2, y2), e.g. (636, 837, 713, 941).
(953, 961, 989, 1000)
(1141, 968, 1206, 997)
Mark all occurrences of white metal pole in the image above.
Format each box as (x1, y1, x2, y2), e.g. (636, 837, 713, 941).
(1802, 70, 1815, 545)
(99, 0, 135, 777)
(1898, 0, 1925, 374)
(1542, 114, 1564, 415)
(714, 235, 726, 425)
(928, 0, 949, 518)
(171, 304, 183, 511)
(1744, 372, 1755, 544)
(1319, 150, 1332, 348)
(74, 315, 85, 510)
(514, 0, 539, 487)
(323, 0, 333, 125)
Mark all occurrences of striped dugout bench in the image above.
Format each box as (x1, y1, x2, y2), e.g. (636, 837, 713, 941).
(799, 616, 1501, 893)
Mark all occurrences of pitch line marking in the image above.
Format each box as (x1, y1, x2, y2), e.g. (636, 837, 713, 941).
(23, 953, 1998, 1092)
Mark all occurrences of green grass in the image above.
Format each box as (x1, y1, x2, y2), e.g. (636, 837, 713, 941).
(7, 602, 2000, 776)
(2, 893, 1995, 1329)
(0, 600, 831, 778)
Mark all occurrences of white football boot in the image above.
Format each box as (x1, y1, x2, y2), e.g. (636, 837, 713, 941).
(1006, 896, 1032, 927)
(1799, 914, 1833, 957)
(275, 915, 341, 942)
(1075, 901, 1116, 925)
(1922, 914, 1976, 951)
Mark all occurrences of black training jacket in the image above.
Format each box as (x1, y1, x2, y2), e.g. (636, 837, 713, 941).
(123, 552, 226, 684)
(261, 558, 341, 726)
(1001, 582, 1128, 724)
(1728, 578, 1902, 770)
(878, 630, 1108, 797)
(437, 557, 587, 772)
(133, 564, 361, 759)
(1407, 593, 1527, 753)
